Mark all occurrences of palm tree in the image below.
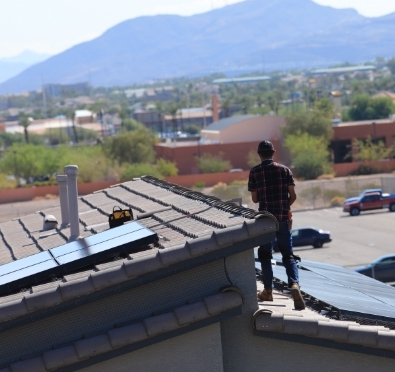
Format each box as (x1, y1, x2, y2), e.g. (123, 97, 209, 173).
(18, 114, 32, 143)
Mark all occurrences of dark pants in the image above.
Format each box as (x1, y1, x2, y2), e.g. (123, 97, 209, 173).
(258, 221, 299, 289)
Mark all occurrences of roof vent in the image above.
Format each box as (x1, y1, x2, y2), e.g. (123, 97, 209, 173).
(56, 174, 69, 228)
(43, 215, 58, 231)
(64, 165, 80, 242)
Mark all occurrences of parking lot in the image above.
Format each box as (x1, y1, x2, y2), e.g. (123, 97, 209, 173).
(291, 207, 395, 269)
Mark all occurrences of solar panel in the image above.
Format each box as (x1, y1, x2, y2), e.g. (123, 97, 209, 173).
(0, 221, 158, 296)
(0, 251, 58, 293)
(271, 258, 395, 323)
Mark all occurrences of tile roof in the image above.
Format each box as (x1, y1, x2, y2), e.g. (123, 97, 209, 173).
(253, 281, 395, 354)
(0, 176, 277, 323)
(3, 286, 243, 372)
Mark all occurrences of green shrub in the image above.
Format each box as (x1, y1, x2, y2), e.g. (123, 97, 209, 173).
(350, 164, 378, 175)
(156, 158, 178, 177)
(197, 153, 231, 173)
(192, 181, 206, 189)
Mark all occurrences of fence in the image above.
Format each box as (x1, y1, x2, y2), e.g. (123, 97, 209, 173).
(203, 174, 395, 211)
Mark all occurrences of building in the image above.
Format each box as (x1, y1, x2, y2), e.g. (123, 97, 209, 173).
(75, 110, 95, 125)
(331, 117, 395, 164)
(200, 115, 285, 144)
(155, 115, 287, 175)
(43, 83, 90, 98)
(0, 173, 395, 371)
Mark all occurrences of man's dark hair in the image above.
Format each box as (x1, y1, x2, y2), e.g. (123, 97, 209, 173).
(258, 150, 275, 158)
(257, 141, 275, 158)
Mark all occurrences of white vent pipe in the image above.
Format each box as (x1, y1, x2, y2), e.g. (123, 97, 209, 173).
(56, 174, 69, 228)
(64, 165, 80, 241)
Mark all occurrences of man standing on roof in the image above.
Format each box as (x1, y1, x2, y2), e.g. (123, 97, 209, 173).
(248, 140, 305, 310)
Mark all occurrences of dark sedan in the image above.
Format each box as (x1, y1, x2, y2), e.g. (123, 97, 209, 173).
(354, 254, 395, 283)
(291, 227, 332, 248)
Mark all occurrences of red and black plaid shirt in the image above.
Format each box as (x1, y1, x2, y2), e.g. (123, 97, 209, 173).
(248, 159, 295, 222)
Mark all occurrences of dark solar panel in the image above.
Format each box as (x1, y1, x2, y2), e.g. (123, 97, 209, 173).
(270, 258, 395, 323)
(0, 222, 157, 296)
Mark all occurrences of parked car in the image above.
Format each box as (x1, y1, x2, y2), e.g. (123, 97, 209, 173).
(343, 190, 395, 216)
(354, 254, 395, 283)
(255, 227, 332, 253)
(291, 227, 332, 248)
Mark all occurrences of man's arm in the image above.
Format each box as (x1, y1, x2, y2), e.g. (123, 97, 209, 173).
(288, 185, 296, 207)
(250, 190, 258, 204)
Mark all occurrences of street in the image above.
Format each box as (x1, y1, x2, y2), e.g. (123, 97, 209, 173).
(292, 207, 395, 269)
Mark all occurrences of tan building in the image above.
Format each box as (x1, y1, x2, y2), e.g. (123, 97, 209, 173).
(200, 114, 285, 144)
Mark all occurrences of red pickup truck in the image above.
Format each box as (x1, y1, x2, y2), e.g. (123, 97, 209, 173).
(343, 190, 395, 216)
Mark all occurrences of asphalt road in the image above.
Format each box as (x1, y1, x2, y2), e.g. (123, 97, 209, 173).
(292, 207, 395, 269)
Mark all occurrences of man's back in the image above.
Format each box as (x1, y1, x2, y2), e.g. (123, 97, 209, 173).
(248, 159, 295, 221)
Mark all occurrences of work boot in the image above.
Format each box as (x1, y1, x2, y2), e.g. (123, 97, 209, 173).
(290, 283, 305, 310)
(257, 289, 273, 302)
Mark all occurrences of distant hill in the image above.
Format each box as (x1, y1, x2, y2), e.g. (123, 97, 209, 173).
(0, 51, 50, 85)
(1, 0, 395, 94)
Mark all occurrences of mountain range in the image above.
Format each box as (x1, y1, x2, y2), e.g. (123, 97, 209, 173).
(1, 0, 395, 94)
(0, 51, 50, 85)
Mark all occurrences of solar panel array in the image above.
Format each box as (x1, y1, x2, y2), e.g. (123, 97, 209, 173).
(0, 221, 157, 296)
(270, 256, 395, 323)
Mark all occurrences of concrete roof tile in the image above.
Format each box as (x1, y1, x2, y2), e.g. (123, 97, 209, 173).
(254, 312, 284, 332)
(91, 264, 128, 290)
(348, 325, 378, 347)
(10, 356, 46, 372)
(158, 244, 192, 267)
(174, 301, 210, 326)
(108, 322, 148, 349)
(74, 334, 113, 359)
(245, 217, 277, 238)
(283, 317, 319, 337)
(42, 345, 80, 370)
(0, 297, 28, 323)
(25, 287, 63, 312)
(59, 276, 95, 302)
(317, 321, 350, 342)
(143, 311, 180, 337)
(213, 224, 249, 248)
(187, 234, 218, 256)
(123, 251, 162, 278)
(377, 330, 395, 351)
(204, 291, 243, 315)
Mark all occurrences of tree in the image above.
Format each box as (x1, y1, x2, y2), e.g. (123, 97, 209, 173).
(350, 136, 392, 162)
(18, 114, 33, 143)
(120, 163, 162, 182)
(196, 153, 231, 173)
(282, 108, 333, 140)
(104, 128, 157, 166)
(156, 158, 178, 177)
(285, 133, 332, 180)
(387, 58, 395, 75)
(122, 118, 144, 132)
(348, 95, 394, 121)
(0, 144, 63, 183)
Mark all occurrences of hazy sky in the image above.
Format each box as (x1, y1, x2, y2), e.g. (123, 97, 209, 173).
(1, 0, 395, 58)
